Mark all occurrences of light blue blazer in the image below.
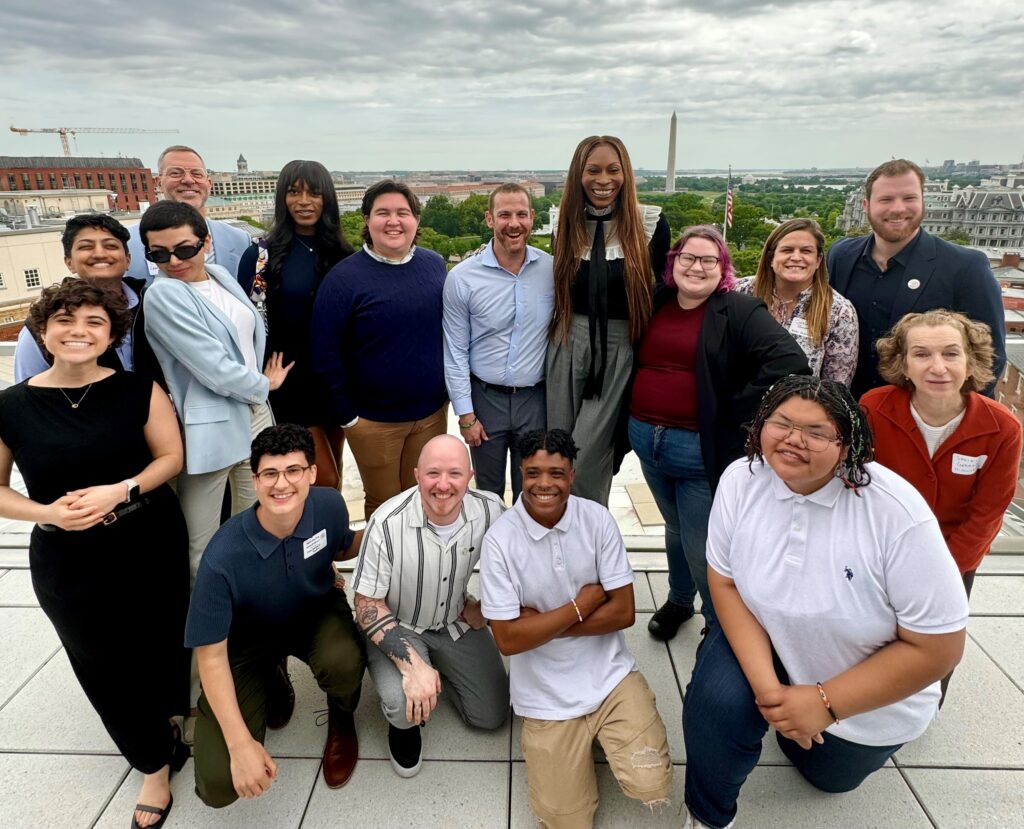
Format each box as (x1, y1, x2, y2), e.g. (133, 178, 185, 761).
(127, 218, 251, 283)
(143, 263, 270, 474)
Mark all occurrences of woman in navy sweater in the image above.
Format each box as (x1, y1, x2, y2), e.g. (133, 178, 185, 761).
(311, 180, 448, 519)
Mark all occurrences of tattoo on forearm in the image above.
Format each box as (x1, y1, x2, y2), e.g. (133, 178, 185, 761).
(358, 605, 379, 628)
(365, 614, 397, 639)
(379, 626, 413, 664)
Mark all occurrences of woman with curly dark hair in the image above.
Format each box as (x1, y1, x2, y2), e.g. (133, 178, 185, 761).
(681, 376, 968, 829)
(0, 279, 190, 829)
(237, 159, 354, 487)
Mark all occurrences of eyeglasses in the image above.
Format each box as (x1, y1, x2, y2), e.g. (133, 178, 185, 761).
(144, 241, 206, 264)
(677, 253, 720, 271)
(255, 465, 311, 485)
(763, 419, 841, 452)
(161, 167, 208, 181)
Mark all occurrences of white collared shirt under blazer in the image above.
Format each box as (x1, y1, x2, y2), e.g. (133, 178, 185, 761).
(352, 485, 505, 641)
(707, 458, 969, 746)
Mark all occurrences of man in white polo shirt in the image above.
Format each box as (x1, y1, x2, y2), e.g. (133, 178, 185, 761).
(352, 435, 509, 778)
(481, 428, 672, 828)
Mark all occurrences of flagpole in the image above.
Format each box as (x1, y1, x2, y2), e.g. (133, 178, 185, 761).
(723, 165, 732, 243)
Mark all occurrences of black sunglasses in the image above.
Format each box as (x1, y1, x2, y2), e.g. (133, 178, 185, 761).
(144, 241, 206, 264)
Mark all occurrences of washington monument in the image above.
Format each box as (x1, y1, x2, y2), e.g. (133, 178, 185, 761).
(665, 111, 677, 193)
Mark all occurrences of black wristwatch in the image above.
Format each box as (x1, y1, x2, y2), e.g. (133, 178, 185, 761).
(122, 479, 140, 504)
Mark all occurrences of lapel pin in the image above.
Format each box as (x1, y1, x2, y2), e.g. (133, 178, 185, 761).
(907, 278, 921, 290)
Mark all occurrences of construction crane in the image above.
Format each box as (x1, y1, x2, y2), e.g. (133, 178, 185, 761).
(9, 125, 179, 157)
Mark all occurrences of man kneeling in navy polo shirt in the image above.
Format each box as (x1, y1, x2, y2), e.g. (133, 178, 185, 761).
(185, 424, 366, 807)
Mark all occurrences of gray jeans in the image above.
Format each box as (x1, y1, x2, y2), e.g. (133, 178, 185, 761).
(364, 624, 509, 732)
(469, 376, 546, 501)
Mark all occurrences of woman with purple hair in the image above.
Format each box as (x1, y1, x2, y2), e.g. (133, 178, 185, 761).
(629, 225, 810, 639)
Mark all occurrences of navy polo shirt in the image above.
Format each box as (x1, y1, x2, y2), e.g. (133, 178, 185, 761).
(844, 231, 924, 397)
(185, 487, 354, 648)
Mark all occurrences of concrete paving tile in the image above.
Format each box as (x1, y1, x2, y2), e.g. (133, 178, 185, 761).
(968, 576, 1024, 615)
(0, 547, 29, 568)
(0, 568, 37, 606)
(731, 766, 930, 828)
(626, 482, 655, 504)
(264, 657, 336, 759)
(94, 758, 319, 829)
(895, 639, 1024, 767)
(303, 758, 509, 828)
(902, 768, 1024, 829)
(968, 616, 1024, 689)
(0, 606, 61, 706)
(635, 502, 666, 526)
(510, 761, 687, 828)
(0, 752, 128, 829)
(649, 571, 705, 614)
(634, 573, 656, 612)
(628, 614, 685, 763)
(978, 554, 1024, 575)
(0, 648, 116, 752)
(608, 490, 633, 510)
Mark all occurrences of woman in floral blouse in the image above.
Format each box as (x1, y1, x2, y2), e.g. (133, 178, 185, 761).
(737, 218, 858, 386)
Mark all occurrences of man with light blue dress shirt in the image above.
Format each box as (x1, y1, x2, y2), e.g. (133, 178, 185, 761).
(14, 214, 158, 384)
(443, 183, 554, 499)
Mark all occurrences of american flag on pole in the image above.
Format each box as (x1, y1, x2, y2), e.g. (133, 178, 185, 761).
(725, 168, 734, 230)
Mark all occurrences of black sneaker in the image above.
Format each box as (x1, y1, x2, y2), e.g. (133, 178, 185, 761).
(648, 600, 695, 641)
(388, 723, 423, 778)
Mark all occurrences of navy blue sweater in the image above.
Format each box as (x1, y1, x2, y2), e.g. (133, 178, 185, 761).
(311, 248, 448, 423)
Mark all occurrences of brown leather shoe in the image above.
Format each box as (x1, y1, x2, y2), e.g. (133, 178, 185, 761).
(322, 702, 358, 788)
(266, 658, 295, 730)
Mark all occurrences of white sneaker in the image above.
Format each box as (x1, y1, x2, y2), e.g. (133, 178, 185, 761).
(684, 807, 734, 829)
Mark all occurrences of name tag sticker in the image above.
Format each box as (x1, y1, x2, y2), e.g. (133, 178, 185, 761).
(951, 453, 987, 475)
(789, 318, 810, 338)
(303, 529, 328, 559)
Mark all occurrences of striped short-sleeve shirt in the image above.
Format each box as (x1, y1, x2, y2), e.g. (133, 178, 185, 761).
(352, 485, 505, 641)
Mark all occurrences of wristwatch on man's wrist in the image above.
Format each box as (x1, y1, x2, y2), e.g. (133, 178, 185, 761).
(122, 479, 140, 504)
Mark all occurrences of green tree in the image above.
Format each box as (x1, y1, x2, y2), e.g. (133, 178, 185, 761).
(456, 194, 490, 240)
(416, 226, 452, 258)
(420, 195, 460, 237)
(340, 212, 365, 245)
(237, 215, 266, 231)
(939, 228, 971, 245)
(728, 245, 762, 278)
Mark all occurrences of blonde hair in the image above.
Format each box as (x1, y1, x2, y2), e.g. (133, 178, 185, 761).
(876, 310, 995, 393)
(551, 136, 652, 343)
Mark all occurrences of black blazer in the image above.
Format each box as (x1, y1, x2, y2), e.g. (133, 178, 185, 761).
(636, 286, 811, 493)
(827, 230, 1006, 391)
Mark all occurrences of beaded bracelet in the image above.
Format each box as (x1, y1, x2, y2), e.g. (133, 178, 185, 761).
(570, 599, 583, 623)
(816, 682, 840, 724)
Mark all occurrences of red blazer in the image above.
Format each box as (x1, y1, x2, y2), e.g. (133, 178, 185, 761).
(861, 385, 1022, 574)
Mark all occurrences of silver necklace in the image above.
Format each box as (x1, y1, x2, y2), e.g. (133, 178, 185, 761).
(295, 236, 315, 254)
(58, 384, 93, 409)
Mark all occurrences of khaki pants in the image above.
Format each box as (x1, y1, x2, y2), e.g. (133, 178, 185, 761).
(521, 671, 672, 829)
(344, 405, 448, 519)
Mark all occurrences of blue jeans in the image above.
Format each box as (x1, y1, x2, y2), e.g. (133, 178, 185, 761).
(628, 417, 714, 620)
(683, 623, 902, 829)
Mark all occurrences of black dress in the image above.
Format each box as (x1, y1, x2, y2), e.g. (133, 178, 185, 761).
(0, 372, 190, 772)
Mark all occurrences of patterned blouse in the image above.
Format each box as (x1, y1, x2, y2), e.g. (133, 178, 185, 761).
(735, 277, 859, 387)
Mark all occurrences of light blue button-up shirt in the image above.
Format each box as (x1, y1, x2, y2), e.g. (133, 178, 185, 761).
(442, 240, 554, 416)
(13, 280, 139, 382)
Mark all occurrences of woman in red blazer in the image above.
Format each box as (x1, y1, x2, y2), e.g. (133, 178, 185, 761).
(861, 310, 1022, 699)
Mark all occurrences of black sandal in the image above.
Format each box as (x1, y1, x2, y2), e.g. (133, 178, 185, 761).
(131, 793, 173, 829)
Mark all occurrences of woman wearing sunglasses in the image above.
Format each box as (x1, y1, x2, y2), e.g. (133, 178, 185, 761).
(629, 226, 809, 640)
(140, 201, 292, 585)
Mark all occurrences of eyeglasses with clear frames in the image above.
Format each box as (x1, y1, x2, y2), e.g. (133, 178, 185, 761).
(677, 253, 721, 271)
(762, 419, 841, 452)
(255, 465, 311, 485)
(161, 167, 209, 181)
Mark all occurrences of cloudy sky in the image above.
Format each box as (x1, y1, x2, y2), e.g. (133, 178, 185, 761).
(3, 1, 1022, 173)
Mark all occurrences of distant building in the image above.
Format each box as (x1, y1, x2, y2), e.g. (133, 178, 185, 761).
(0, 189, 115, 229)
(0, 156, 154, 212)
(995, 341, 1024, 426)
(408, 180, 545, 205)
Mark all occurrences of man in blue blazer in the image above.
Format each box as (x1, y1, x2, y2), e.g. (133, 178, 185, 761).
(127, 144, 250, 283)
(828, 159, 1005, 398)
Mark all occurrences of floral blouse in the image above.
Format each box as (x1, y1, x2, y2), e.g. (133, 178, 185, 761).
(735, 277, 859, 387)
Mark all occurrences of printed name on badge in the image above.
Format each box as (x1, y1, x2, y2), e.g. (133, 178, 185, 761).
(304, 528, 328, 559)
(951, 453, 987, 476)
(789, 318, 810, 338)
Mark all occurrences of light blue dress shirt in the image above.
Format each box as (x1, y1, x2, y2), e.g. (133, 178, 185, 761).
(442, 241, 554, 416)
(14, 280, 139, 382)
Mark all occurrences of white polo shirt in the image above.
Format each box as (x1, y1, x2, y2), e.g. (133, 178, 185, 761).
(480, 495, 636, 720)
(352, 486, 504, 641)
(707, 458, 969, 746)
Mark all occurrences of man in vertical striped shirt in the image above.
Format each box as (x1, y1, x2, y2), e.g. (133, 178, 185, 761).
(351, 435, 509, 778)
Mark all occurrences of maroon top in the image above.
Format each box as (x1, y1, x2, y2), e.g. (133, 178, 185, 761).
(630, 300, 706, 429)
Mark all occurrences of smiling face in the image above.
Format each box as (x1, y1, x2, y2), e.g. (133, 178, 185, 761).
(761, 397, 845, 496)
(285, 179, 324, 233)
(673, 236, 723, 308)
(486, 191, 534, 261)
(520, 449, 575, 528)
(366, 192, 418, 260)
(770, 229, 820, 294)
(42, 304, 115, 366)
(254, 450, 316, 519)
(64, 226, 129, 281)
(145, 225, 210, 282)
(155, 150, 211, 210)
(580, 143, 625, 209)
(415, 436, 472, 526)
(903, 323, 969, 406)
(865, 171, 924, 245)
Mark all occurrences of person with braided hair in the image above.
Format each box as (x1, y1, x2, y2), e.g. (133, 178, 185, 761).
(681, 376, 968, 829)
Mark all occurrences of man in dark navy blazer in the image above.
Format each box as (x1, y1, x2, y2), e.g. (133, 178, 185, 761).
(828, 159, 1005, 398)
